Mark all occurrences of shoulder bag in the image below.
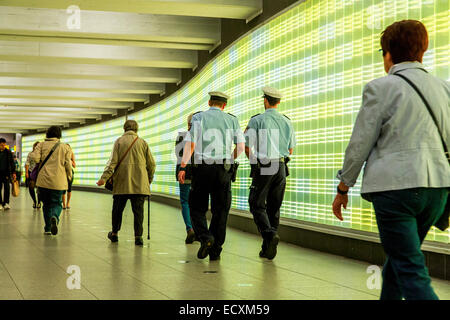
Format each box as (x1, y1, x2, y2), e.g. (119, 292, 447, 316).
(29, 142, 61, 188)
(394, 71, 449, 231)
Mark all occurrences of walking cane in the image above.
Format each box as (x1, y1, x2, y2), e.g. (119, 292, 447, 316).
(147, 194, 150, 240)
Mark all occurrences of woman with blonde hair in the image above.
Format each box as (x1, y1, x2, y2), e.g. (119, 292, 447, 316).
(175, 113, 197, 244)
(62, 144, 76, 210)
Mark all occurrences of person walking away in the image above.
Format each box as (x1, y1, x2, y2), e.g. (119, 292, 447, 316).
(332, 20, 450, 300)
(244, 87, 296, 260)
(175, 113, 198, 244)
(25, 141, 42, 209)
(30, 126, 72, 235)
(178, 91, 245, 261)
(97, 120, 156, 246)
(62, 144, 76, 210)
(0, 138, 16, 211)
(13, 155, 21, 186)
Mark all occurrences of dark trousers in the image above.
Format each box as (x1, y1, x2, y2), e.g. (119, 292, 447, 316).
(248, 162, 287, 244)
(38, 187, 64, 232)
(371, 187, 448, 300)
(26, 172, 40, 204)
(112, 194, 146, 237)
(189, 164, 232, 255)
(0, 173, 10, 205)
(179, 183, 193, 231)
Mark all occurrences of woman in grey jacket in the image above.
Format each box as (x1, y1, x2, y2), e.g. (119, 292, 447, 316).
(333, 20, 449, 300)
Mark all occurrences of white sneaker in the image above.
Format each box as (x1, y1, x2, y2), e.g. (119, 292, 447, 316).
(0, 205, 3, 211)
(3, 204, 10, 210)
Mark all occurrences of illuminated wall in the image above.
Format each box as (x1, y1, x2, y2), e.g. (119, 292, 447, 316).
(23, 0, 449, 243)
(22, 119, 125, 186)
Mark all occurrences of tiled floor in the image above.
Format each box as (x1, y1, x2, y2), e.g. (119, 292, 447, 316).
(0, 189, 448, 300)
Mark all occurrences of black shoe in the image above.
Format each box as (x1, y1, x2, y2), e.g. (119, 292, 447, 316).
(135, 237, 144, 246)
(50, 217, 58, 235)
(265, 234, 280, 260)
(259, 239, 268, 258)
(33, 203, 36, 209)
(108, 232, 118, 243)
(209, 254, 221, 261)
(197, 239, 214, 259)
(185, 229, 196, 244)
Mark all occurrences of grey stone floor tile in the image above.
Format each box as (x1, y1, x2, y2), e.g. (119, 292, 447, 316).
(0, 189, 448, 300)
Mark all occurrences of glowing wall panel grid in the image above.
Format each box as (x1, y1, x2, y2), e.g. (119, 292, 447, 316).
(23, 0, 449, 243)
(22, 118, 125, 186)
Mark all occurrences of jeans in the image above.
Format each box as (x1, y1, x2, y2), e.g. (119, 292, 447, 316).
(38, 187, 64, 232)
(179, 183, 192, 231)
(0, 173, 10, 205)
(112, 195, 146, 237)
(371, 187, 448, 300)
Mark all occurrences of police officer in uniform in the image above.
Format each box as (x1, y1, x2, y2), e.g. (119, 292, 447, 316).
(178, 92, 245, 261)
(245, 87, 296, 260)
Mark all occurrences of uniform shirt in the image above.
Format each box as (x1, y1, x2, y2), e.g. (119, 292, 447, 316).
(337, 61, 450, 194)
(186, 107, 245, 161)
(245, 108, 296, 160)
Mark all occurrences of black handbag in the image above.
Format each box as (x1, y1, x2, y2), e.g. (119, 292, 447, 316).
(105, 137, 139, 191)
(394, 72, 449, 231)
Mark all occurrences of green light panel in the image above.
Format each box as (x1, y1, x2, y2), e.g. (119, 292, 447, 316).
(22, 118, 125, 186)
(23, 0, 449, 243)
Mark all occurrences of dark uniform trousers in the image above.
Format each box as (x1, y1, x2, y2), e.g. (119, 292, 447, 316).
(249, 161, 287, 247)
(189, 163, 232, 256)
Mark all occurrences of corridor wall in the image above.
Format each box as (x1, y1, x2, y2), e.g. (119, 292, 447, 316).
(23, 0, 450, 243)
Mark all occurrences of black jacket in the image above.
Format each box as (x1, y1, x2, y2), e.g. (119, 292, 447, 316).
(0, 148, 15, 176)
(175, 131, 193, 181)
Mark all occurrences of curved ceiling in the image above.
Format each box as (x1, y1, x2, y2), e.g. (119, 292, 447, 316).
(0, 0, 263, 133)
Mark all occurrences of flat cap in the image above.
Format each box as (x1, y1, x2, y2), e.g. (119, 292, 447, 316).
(209, 91, 229, 103)
(262, 86, 283, 99)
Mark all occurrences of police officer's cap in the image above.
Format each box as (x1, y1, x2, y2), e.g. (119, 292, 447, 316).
(209, 91, 229, 103)
(262, 87, 283, 99)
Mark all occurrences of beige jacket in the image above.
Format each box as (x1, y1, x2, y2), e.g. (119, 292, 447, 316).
(101, 131, 156, 195)
(30, 138, 73, 191)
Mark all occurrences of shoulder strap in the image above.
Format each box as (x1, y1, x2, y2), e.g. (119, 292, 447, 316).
(114, 136, 139, 173)
(393, 72, 449, 164)
(38, 142, 61, 173)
